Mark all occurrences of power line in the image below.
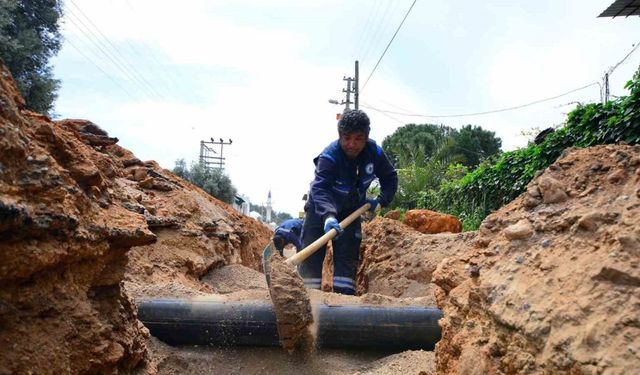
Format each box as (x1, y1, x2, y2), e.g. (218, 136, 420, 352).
(64, 10, 160, 101)
(353, 0, 380, 60)
(66, 0, 166, 100)
(361, 0, 418, 92)
(117, 0, 184, 93)
(30, 11, 138, 100)
(63, 36, 137, 100)
(360, 0, 395, 65)
(361, 82, 599, 118)
(365, 36, 640, 119)
(373, 106, 406, 125)
(607, 40, 640, 75)
(122, 38, 176, 95)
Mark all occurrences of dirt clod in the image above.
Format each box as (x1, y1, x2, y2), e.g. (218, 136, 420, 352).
(268, 252, 314, 353)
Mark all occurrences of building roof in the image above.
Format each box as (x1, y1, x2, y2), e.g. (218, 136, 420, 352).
(599, 0, 640, 17)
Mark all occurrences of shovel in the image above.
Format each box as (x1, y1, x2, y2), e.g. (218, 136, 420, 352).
(263, 202, 371, 352)
(262, 202, 371, 285)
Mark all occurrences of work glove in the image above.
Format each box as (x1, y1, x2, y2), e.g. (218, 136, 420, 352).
(324, 216, 342, 236)
(366, 197, 379, 213)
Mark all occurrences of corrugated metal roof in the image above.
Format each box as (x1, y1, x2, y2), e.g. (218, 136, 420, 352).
(599, 0, 640, 17)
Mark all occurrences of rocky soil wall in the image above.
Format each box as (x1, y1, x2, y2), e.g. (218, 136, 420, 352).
(0, 61, 271, 374)
(433, 145, 640, 374)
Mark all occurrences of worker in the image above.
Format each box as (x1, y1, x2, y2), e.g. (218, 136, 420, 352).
(272, 218, 304, 255)
(299, 109, 398, 295)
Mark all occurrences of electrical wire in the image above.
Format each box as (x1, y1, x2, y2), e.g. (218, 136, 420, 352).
(64, 11, 160, 101)
(363, 37, 640, 119)
(361, 0, 418, 92)
(361, 0, 396, 65)
(63, 36, 136, 100)
(607, 40, 640, 75)
(66, 0, 166, 100)
(30, 10, 139, 100)
(117, 0, 184, 93)
(353, 0, 380, 60)
(361, 81, 599, 118)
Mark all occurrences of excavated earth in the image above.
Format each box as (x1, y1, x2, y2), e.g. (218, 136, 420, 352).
(1, 56, 639, 375)
(433, 145, 640, 375)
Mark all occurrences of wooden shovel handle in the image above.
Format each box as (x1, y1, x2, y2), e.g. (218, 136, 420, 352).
(285, 203, 371, 266)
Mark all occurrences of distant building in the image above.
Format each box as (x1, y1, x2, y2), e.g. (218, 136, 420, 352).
(233, 194, 250, 215)
(248, 211, 262, 222)
(266, 190, 272, 223)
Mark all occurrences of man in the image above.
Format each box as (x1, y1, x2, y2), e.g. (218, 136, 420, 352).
(272, 218, 304, 255)
(300, 109, 398, 295)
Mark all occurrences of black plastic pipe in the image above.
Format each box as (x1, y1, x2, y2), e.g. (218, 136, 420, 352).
(137, 299, 442, 350)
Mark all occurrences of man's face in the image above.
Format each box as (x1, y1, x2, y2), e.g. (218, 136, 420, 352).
(339, 131, 368, 160)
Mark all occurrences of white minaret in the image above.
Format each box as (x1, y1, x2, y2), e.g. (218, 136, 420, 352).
(266, 190, 272, 223)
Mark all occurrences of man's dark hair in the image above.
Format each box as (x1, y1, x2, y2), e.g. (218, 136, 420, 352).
(338, 109, 370, 136)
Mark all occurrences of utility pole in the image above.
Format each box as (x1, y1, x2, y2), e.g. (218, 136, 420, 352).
(343, 75, 354, 110)
(354, 60, 359, 110)
(199, 138, 233, 171)
(603, 72, 610, 104)
(329, 60, 360, 112)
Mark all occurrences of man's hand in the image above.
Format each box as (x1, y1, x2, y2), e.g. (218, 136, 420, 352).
(366, 198, 379, 213)
(324, 216, 342, 235)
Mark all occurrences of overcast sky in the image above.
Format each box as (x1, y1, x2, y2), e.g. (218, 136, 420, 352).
(51, 0, 640, 218)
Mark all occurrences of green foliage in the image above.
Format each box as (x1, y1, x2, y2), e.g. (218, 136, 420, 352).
(453, 125, 502, 168)
(0, 0, 63, 114)
(419, 65, 640, 230)
(381, 124, 451, 167)
(381, 123, 500, 210)
(381, 123, 502, 169)
(172, 159, 237, 204)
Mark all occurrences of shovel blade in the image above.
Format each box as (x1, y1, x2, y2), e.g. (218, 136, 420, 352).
(262, 242, 275, 287)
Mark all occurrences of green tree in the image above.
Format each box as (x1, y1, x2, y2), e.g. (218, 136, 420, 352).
(172, 158, 189, 179)
(381, 124, 452, 167)
(0, 0, 63, 114)
(381, 123, 502, 210)
(381, 123, 501, 169)
(172, 160, 237, 204)
(452, 125, 502, 168)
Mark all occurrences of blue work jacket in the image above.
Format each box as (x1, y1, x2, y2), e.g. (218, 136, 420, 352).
(274, 218, 304, 250)
(307, 139, 398, 221)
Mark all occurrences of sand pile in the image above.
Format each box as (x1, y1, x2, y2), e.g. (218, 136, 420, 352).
(433, 145, 640, 374)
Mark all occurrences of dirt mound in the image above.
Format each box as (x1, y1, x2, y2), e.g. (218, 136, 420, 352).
(358, 217, 475, 302)
(120, 158, 272, 301)
(0, 59, 272, 374)
(433, 145, 640, 374)
(0, 62, 153, 374)
(358, 350, 436, 375)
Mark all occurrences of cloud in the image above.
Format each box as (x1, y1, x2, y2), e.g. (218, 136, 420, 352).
(53, 0, 640, 217)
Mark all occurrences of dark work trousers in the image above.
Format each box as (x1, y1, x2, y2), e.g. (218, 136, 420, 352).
(299, 208, 362, 295)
